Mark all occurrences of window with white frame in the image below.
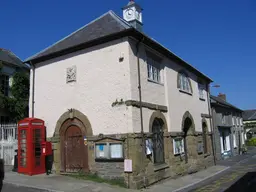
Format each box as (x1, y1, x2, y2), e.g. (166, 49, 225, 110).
(232, 116, 235, 125)
(198, 83, 204, 99)
(0, 74, 10, 96)
(178, 73, 192, 93)
(147, 56, 161, 83)
(240, 118, 243, 126)
(233, 132, 237, 148)
(236, 117, 239, 125)
(222, 115, 226, 125)
(173, 137, 185, 155)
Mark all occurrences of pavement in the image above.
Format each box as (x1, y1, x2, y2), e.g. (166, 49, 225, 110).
(3, 147, 256, 192)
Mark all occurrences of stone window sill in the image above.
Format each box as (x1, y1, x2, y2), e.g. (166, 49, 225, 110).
(179, 89, 192, 96)
(147, 78, 164, 86)
(153, 163, 169, 172)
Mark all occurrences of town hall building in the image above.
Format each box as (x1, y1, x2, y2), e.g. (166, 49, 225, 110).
(25, 1, 215, 189)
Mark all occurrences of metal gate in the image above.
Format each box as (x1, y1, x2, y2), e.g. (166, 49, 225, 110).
(0, 123, 18, 165)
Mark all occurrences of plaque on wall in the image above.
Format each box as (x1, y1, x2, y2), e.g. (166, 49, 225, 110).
(110, 143, 123, 159)
(66, 66, 77, 83)
(197, 141, 203, 154)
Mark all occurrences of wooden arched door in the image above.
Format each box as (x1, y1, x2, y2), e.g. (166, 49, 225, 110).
(64, 125, 88, 172)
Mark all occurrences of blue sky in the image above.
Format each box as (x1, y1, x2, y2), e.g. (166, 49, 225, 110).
(1, 0, 255, 109)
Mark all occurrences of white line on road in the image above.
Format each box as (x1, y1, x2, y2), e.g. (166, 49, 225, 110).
(171, 166, 230, 192)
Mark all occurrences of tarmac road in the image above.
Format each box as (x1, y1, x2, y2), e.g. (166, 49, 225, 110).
(182, 154, 256, 192)
(2, 183, 48, 192)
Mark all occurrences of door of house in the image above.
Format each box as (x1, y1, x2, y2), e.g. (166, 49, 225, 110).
(64, 125, 88, 172)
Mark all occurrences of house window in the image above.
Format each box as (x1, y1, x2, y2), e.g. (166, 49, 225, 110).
(0, 74, 9, 96)
(233, 132, 237, 148)
(236, 117, 239, 125)
(240, 118, 243, 126)
(173, 138, 184, 155)
(152, 118, 165, 164)
(222, 115, 226, 125)
(147, 57, 161, 83)
(232, 117, 235, 125)
(198, 83, 204, 99)
(178, 73, 192, 93)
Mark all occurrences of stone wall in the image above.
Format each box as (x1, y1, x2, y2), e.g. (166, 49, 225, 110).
(49, 132, 214, 189)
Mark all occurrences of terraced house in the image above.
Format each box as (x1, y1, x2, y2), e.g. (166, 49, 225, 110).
(211, 94, 244, 160)
(25, 1, 215, 189)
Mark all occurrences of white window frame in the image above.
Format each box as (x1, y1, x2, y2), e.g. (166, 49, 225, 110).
(222, 115, 226, 125)
(179, 73, 192, 93)
(233, 132, 237, 148)
(147, 57, 161, 83)
(239, 118, 243, 126)
(198, 83, 204, 99)
(173, 138, 185, 155)
(232, 116, 235, 126)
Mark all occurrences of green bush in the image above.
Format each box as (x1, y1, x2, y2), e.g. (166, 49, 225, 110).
(246, 138, 256, 146)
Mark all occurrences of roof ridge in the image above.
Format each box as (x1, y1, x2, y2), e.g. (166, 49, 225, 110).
(25, 10, 114, 63)
(108, 10, 131, 29)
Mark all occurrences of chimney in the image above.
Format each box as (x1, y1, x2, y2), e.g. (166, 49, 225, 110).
(218, 93, 226, 101)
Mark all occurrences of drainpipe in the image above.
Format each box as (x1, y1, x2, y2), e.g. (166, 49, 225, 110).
(135, 36, 146, 187)
(207, 84, 217, 165)
(30, 61, 35, 118)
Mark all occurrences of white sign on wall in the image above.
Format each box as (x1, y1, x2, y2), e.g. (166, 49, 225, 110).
(124, 159, 132, 173)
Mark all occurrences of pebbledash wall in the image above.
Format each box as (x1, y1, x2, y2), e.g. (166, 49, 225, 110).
(29, 37, 214, 189)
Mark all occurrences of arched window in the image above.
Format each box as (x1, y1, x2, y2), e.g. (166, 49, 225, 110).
(152, 118, 165, 164)
(202, 122, 208, 154)
(178, 72, 192, 93)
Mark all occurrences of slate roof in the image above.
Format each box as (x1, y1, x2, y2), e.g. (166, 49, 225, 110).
(243, 110, 256, 121)
(0, 48, 28, 69)
(24, 10, 212, 82)
(210, 95, 243, 112)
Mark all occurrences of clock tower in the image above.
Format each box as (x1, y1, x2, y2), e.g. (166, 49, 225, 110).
(122, 0, 143, 31)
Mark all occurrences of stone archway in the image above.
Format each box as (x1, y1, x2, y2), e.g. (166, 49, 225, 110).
(149, 111, 168, 164)
(181, 111, 195, 163)
(53, 109, 93, 173)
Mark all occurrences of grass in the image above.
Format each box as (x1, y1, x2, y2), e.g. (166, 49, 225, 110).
(66, 172, 127, 188)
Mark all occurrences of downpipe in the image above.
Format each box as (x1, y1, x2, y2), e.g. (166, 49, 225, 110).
(31, 62, 35, 118)
(135, 36, 146, 187)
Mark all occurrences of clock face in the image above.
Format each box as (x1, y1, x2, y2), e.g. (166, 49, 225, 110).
(125, 8, 134, 20)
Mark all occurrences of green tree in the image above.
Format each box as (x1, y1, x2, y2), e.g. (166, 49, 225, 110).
(0, 66, 29, 122)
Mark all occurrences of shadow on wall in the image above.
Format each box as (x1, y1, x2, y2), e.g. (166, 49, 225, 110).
(225, 172, 256, 192)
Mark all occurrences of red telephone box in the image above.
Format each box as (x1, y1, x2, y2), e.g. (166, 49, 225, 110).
(18, 118, 46, 175)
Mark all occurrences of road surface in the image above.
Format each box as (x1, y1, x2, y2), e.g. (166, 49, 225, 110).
(182, 154, 256, 192)
(2, 183, 48, 192)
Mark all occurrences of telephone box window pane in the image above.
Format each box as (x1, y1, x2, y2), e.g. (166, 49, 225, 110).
(20, 130, 27, 167)
(33, 129, 41, 167)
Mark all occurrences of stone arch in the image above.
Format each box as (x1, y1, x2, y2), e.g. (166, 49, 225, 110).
(149, 111, 168, 133)
(181, 111, 195, 135)
(54, 109, 93, 137)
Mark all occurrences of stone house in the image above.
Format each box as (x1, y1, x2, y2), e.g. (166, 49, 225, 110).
(243, 109, 256, 140)
(25, 1, 215, 189)
(210, 94, 244, 160)
(0, 48, 29, 123)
